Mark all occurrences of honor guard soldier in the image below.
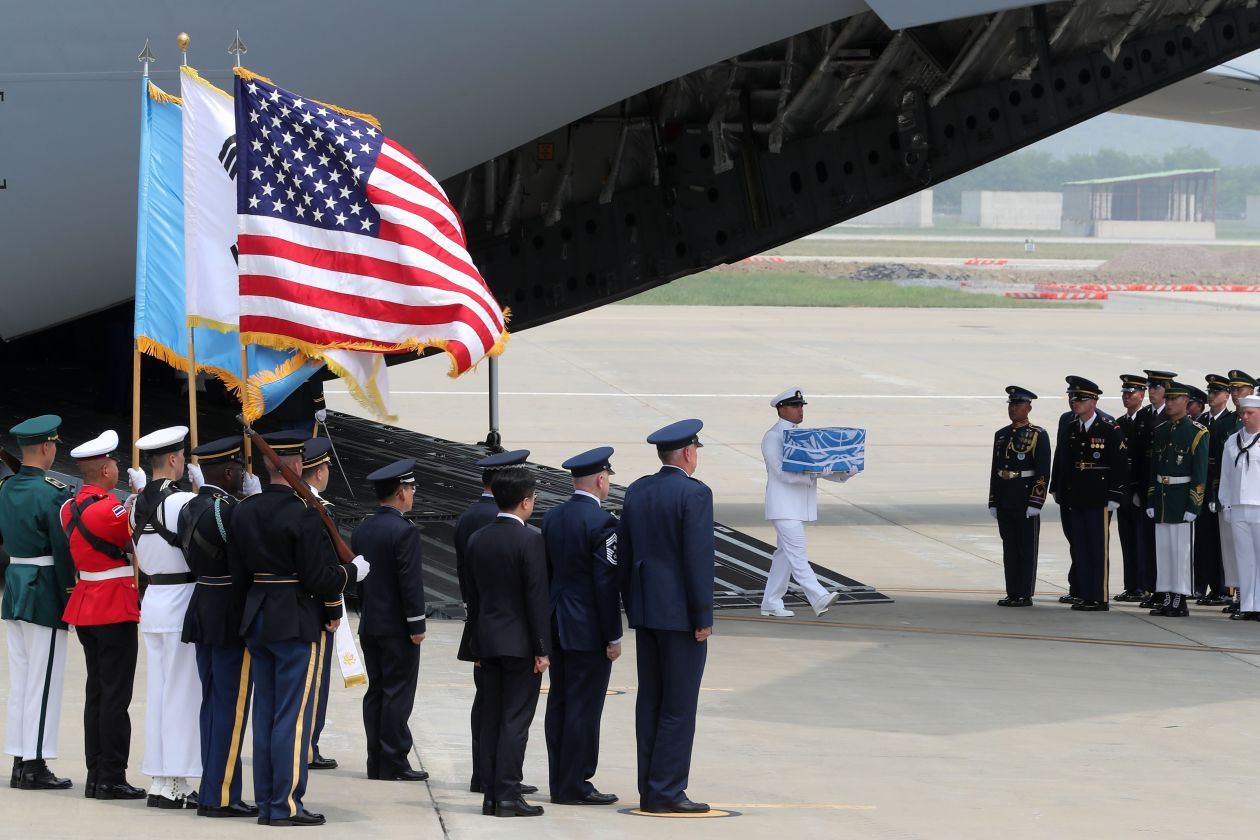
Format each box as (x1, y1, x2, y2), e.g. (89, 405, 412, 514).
(225, 431, 370, 826)
(301, 438, 338, 772)
(1186, 386, 1207, 420)
(176, 436, 260, 818)
(131, 426, 201, 808)
(1050, 378, 1128, 611)
(1195, 375, 1235, 605)
(61, 431, 144, 801)
(1137, 370, 1177, 608)
(1114, 375, 1152, 603)
(759, 388, 847, 618)
(1218, 395, 1260, 620)
(454, 449, 538, 797)
(463, 467, 551, 818)
(1221, 370, 1256, 613)
(352, 459, 430, 782)
(542, 447, 622, 806)
(0, 416, 75, 791)
(1050, 386, 1114, 603)
(987, 387, 1050, 607)
(1145, 382, 1208, 617)
(619, 419, 714, 814)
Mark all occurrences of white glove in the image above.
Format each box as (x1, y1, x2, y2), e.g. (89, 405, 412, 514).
(1184, 512, 1197, 523)
(1026, 506, 1041, 518)
(1145, 508, 1155, 519)
(187, 463, 205, 491)
(820, 465, 833, 476)
(127, 467, 147, 493)
(350, 554, 370, 581)
(241, 471, 262, 497)
(1208, 501, 1218, 514)
(1131, 493, 1141, 507)
(315, 409, 328, 423)
(988, 507, 998, 519)
(1107, 501, 1120, 513)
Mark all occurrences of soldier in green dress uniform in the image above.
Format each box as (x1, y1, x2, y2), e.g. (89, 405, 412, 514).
(0, 415, 76, 790)
(1145, 382, 1209, 617)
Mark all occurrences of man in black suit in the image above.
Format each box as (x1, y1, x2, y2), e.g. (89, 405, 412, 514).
(1114, 375, 1152, 603)
(453, 449, 537, 797)
(352, 458, 429, 783)
(542, 447, 622, 806)
(463, 467, 550, 818)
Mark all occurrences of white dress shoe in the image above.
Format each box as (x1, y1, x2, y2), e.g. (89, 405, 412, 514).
(760, 608, 795, 617)
(814, 592, 840, 616)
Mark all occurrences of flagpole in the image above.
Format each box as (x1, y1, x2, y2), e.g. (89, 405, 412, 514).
(131, 343, 142, 466)
(241, 347, 253, 469)
(186, 327, 200, 457)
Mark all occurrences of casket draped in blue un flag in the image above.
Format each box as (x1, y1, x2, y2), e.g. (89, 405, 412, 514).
(782, 427, 866, 473)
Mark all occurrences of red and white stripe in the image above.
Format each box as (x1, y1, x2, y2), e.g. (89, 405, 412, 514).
(238, 139, 503, 371)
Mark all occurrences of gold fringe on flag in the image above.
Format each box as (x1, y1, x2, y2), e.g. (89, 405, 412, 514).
(180, 65, 232, 100)
(147, 81, 182, 106)
(232, 66, 382, 130)
(240, 352, 320, 422)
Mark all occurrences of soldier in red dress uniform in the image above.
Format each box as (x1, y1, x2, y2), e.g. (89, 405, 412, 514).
(59, 430, 145, 801)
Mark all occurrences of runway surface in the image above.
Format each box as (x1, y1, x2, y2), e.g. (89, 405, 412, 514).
(4, 302, 1260, 839)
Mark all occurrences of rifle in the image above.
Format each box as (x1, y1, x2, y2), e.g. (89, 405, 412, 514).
(0, 448, 20, 475)
(237, 415, 352, 565)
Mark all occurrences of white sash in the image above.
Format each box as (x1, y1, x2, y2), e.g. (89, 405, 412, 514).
(334, 619, 367, 688)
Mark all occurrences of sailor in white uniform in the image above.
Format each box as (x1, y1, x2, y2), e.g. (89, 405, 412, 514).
(760, 388, 852, 618)
(1218, 395, 1260, 621)
(129, 426, 202, 808)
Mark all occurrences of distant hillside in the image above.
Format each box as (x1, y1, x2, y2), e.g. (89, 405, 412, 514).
(1030, 113, 1258, 166)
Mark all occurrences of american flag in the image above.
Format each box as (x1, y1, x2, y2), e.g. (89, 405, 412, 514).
(233, 72, 507, 373)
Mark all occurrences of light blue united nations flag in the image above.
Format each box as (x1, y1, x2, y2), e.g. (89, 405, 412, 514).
(782, 427, 866, 473)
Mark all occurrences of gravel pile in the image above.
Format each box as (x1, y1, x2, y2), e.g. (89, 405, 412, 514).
(1101, 245, 1260, 280)
(849, 262, 971, 285)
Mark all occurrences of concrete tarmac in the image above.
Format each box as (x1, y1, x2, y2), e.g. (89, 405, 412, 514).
(5, 304, 1260, 839)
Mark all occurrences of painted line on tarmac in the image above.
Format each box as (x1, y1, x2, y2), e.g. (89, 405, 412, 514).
(718, 615, 1260, 657)
(330, 390, 1004, 399)
(710, 803, 877, 811)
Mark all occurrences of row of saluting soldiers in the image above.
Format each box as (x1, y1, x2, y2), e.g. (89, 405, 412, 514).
(0, 413, 718, 823)
(990, 369, 1260, 619)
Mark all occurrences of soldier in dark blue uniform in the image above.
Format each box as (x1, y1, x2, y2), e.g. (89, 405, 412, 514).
(1196, 374, 1235, 605)
(988, 387, 1051, 607)
(542, 447, 621, 806)
(1137, 370, 1177, 609)
(454, 450, 537, 796)
(1050, 377, 1128, 612)
(352, 459, 429, 782)
(300, 438, 338, 772)
(225, 432, 369, 826)
(619, 419, 713, 814)
(1050, 388, 1115, 604)
(1114, 375, 1152, 603)
(178, 437, 259, 819)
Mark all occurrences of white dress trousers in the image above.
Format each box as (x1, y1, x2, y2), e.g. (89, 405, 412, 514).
(1228, 505, 1260, 612)
(1153, 523, 1193, 596)
(1217, 430, 1260, 595)
(4, 621, 67, 760)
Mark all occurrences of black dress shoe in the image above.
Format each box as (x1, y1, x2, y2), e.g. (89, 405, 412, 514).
(96, 781, 146, 800)
(1225, 603, 1240, 613)
(482, 800, 495, 816)
(383, 768, 429, 781)
(1164, 607, 1189, 617)
(1011, 597, 1033, 607)
(19, 761, 72, 790)
(147, 793, 159, 807)
(308, 756, 338, 770)
(997, 597, 1016, 607)
(1230, 611, 1260, 621)
(469, 781, 482, 793)
(553, 791, 619, 805)
(1149, 606, 1168, 616)
(1058, 595, 1082, 604)
(644, 798, 710, 813)
(496, 797, 544, 817)
(84, 782, 96, 799)
(1071, 600, 1109, 612)
(200, 801, 260, 817)
(10, 757, 22, 789)
(271, 809, 326, 827)
(519, 783, 538, 794)
(1204, 595, 1233, 606)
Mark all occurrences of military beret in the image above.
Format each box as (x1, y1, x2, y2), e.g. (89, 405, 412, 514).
(1005, 386, 1037, 404)
(191, 435, 244, 465)
(135, 425, 189, 456)
(647, 419, 704, 451)
(475, 449, 530, 469)
(562, 446, 615, 478)
(770, 387, 807, 409)
(9, 415, 62, 447)
(70, 430, 118, 460)
(302, 438, 333, 471)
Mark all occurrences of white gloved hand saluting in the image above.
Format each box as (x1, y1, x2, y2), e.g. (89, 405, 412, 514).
(127, 467, 147, 493)
(350, 554, 371, 582)
(1107, 501, 1120, 513)
(315, 409, 328, 423)
(241, 472, 263, 497)
(988, 507, 998, 519)
(1184, 512, 1197, 523)
(187, 463, 205, 491)
(1026, 506, 1041, 518)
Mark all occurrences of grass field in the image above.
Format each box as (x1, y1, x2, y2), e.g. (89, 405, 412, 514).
(619, 270, 1098, 308)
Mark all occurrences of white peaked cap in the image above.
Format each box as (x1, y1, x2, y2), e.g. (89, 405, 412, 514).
(770, 387, 807, 408)
(134, 425, 190, 453)
(70, 430, 119, 460)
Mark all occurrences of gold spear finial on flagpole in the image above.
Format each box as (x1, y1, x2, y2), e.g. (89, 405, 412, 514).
(228, 31, 247, 67)
(138, 39, 156, 78)
(177, 32, 190, 66)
